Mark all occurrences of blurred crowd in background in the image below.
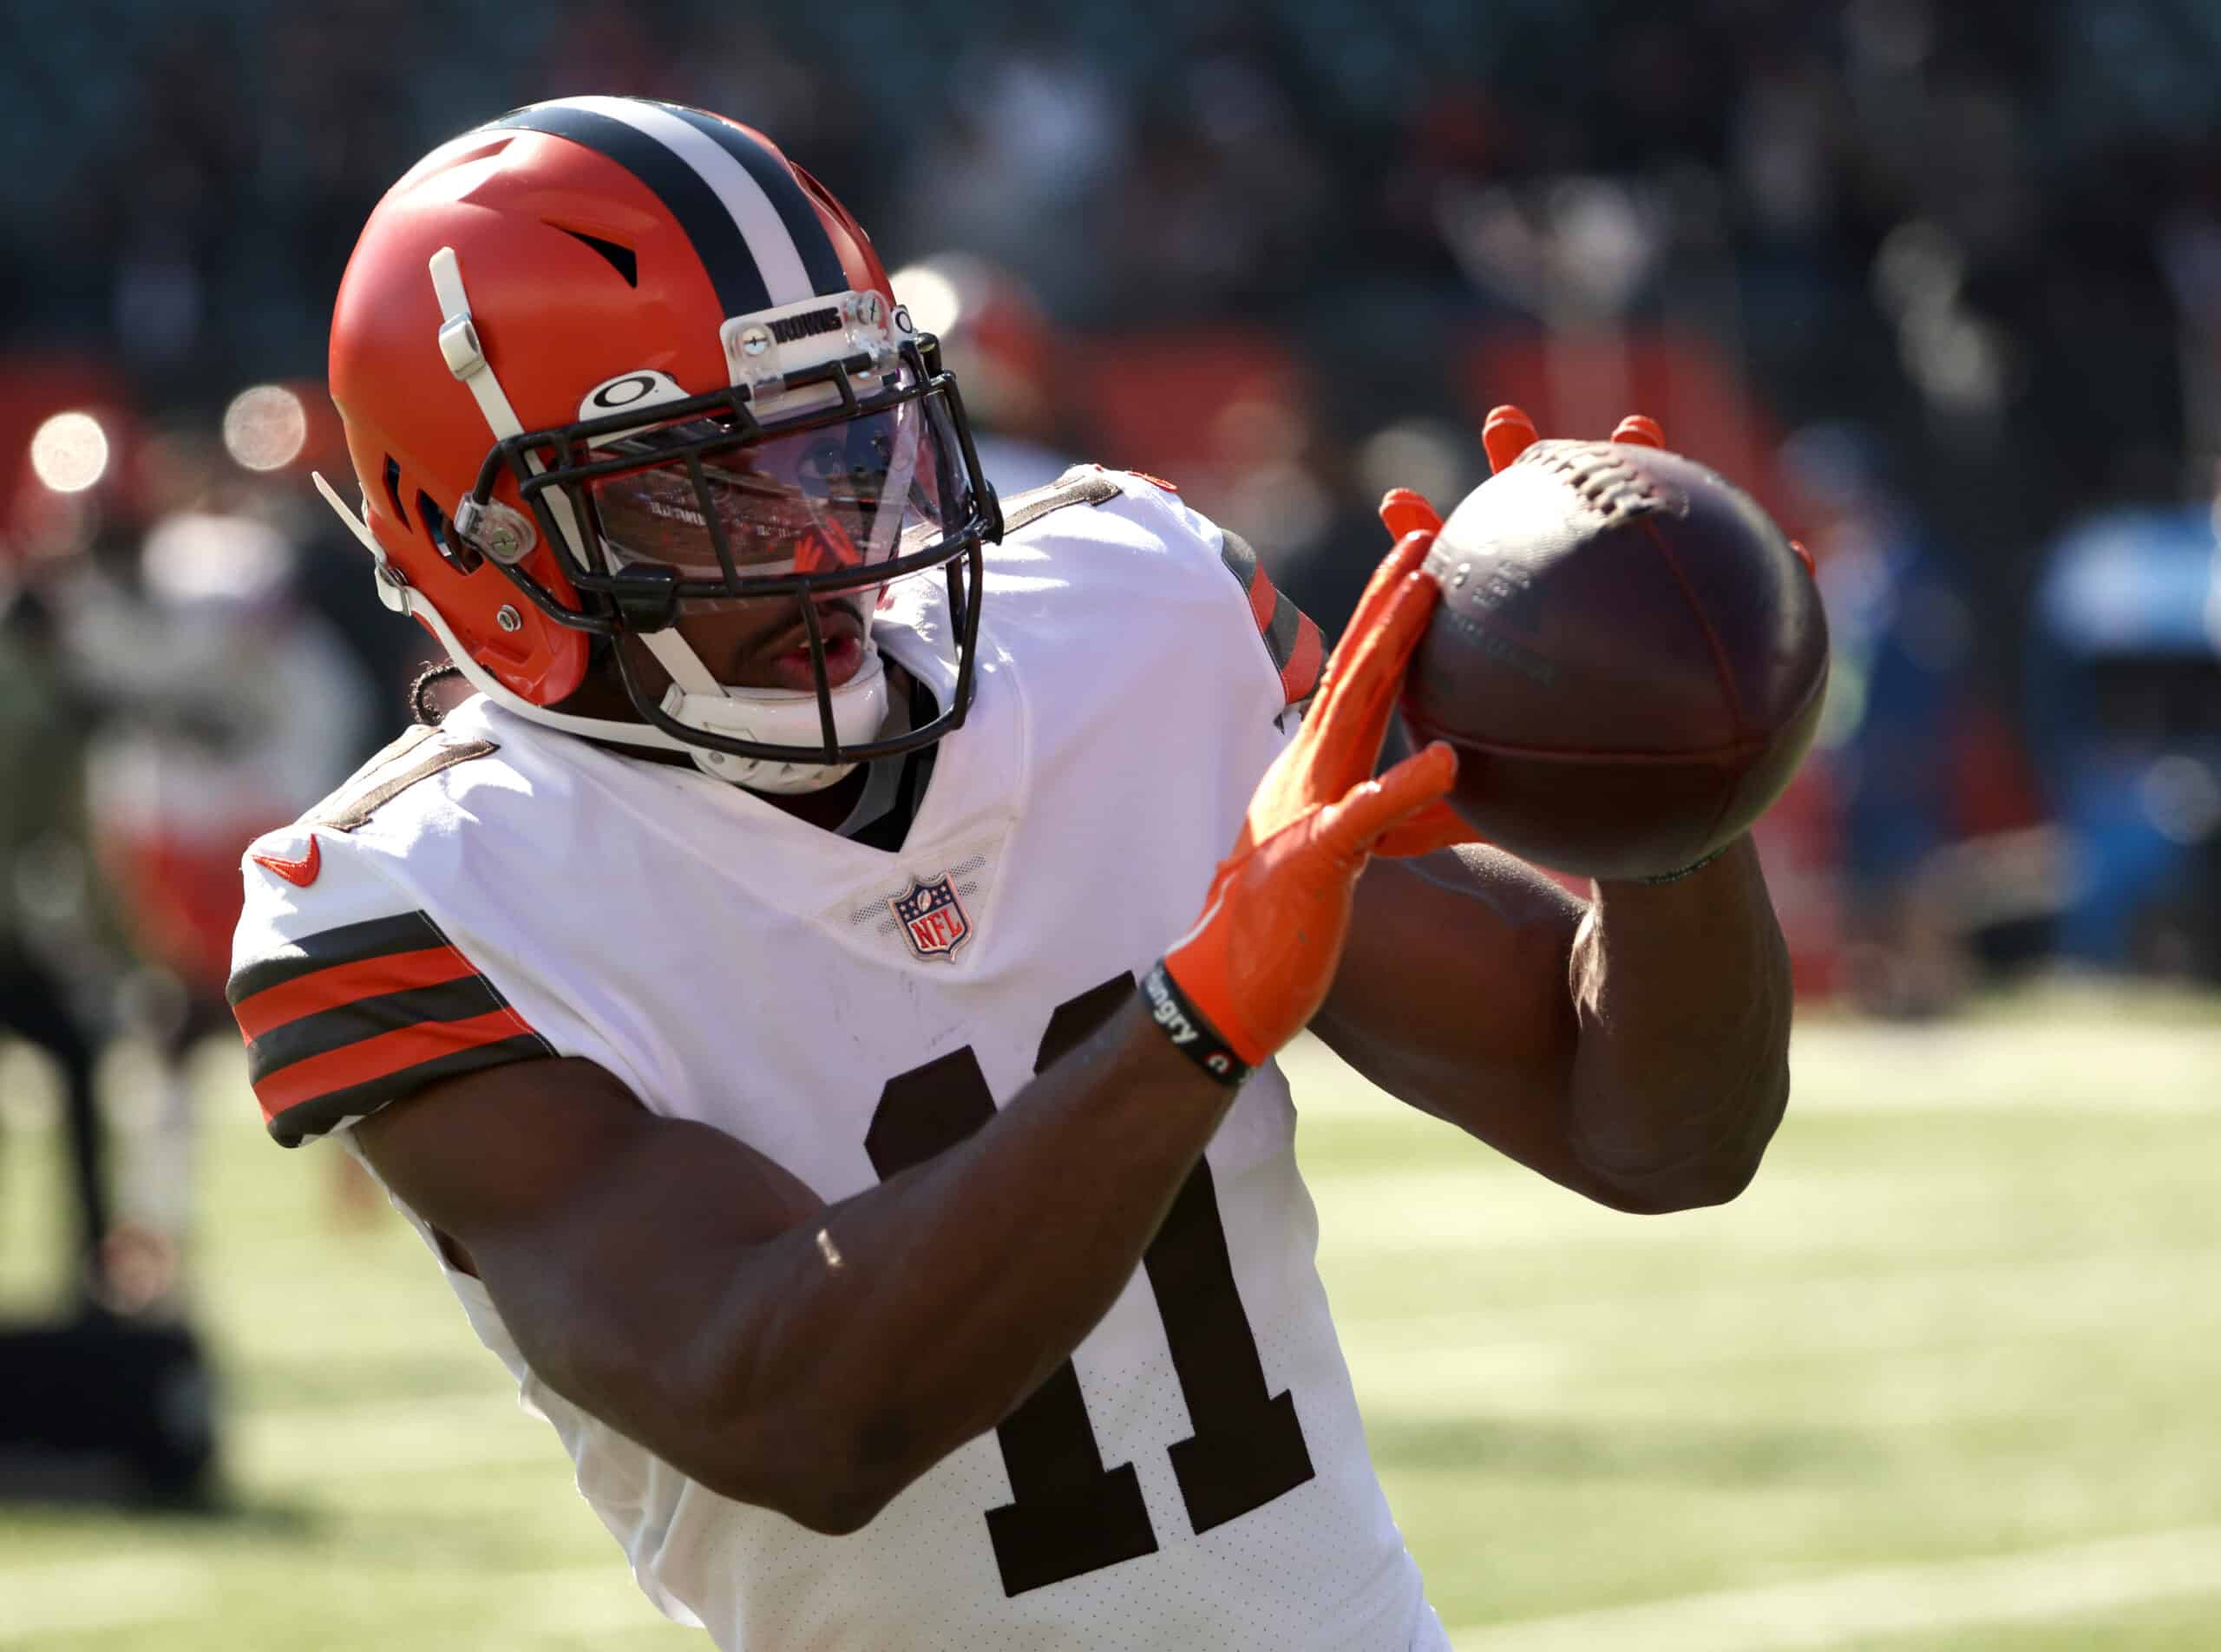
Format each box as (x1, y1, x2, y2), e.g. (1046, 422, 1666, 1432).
(1, 0, 2218, 1328)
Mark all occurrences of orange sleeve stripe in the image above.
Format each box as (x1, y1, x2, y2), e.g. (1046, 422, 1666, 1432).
(1215, 526, 1319, 711)
(1280, 612, 1325, 705)
(1246, 562, 1279, 638)
(251, 1006, 536, 1123)
(232, 945, 480, 1043)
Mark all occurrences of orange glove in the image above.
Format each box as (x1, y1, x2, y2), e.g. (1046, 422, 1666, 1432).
(1154, 531, 1457, 1072)
(1363, 404, 1669, 859)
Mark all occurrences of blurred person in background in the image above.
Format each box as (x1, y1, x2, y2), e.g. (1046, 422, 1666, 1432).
(888, 23, 1127, 318)
(2026, 495, 2221, 980)
(0, 404, 174, 1316)
(0, 556, 117, 1311)
(62, 474, 374, 1295)
(1791, 421, 1982, 1016)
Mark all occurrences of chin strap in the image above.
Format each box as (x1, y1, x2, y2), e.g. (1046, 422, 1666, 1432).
(636, 626, 728, 697)
(674, 647, 889, 793)
(429, 249, 524, 444)
(429, 246, 595, 579)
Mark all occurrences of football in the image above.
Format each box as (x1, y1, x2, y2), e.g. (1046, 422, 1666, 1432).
(1398, 438, 1829, 881)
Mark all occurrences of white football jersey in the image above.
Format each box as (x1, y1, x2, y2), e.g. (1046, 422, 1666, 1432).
(230, 469, 1449, 1652)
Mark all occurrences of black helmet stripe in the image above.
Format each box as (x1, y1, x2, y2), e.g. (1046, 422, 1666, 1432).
(490, 99, 804, 318)
(651, 102, 851, 298)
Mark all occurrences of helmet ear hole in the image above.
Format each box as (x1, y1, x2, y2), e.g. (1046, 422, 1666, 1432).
(383, 456, 410, 528)
(415, 490, 483, 574)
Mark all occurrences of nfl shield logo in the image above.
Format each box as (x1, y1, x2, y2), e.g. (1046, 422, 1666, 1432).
(889, 872, 972, 962)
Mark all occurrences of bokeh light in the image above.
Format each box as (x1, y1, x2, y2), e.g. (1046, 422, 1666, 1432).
(890, 264, 963, 338)
(29, 411, 111, 493)
(221, 384, 309, 472)
(1356, 419, 1478, 517)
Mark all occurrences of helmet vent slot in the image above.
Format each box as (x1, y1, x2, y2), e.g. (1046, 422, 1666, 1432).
(552, 226, 638, 288)
(383, 456, 409, 528)
(416, 490, 483, 575)
(423, 136, 513, 180)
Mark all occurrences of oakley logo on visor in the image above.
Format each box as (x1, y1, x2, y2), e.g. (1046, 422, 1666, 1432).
(580, 370, 690, 421)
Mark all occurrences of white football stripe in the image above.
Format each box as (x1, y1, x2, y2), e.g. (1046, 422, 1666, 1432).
(557, 95, 813, 308)
(1448, 1524, 2221, 1651)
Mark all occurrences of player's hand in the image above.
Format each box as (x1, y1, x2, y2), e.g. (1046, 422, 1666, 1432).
(1364, 405, 1670, 859)
(1160, 531, 1457, 1067)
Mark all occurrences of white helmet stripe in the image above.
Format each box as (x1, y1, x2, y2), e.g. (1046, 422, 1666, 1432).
(555, 95, 815, 308)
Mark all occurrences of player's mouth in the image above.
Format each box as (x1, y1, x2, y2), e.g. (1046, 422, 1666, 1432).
(763, 605, 868, 692)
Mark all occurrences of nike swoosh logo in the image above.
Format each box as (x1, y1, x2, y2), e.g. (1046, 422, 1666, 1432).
(252, 834, 322, 888)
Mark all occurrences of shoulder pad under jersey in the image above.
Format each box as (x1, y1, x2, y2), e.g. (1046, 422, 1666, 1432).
(230, 725, 547, 1146)
(1035, 466, 1324, 712)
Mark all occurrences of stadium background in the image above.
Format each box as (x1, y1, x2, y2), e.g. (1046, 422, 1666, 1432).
(2, 2, 2218, 1647)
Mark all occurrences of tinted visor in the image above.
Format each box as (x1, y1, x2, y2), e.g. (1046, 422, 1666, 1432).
(587, 393, 962, 584)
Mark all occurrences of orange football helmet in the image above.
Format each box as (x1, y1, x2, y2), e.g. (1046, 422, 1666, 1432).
(319, 96, 999, 791)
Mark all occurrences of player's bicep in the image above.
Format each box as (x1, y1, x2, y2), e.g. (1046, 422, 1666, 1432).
(352, 1057, 825, 1455)
(1314, 845, 1636, 1203)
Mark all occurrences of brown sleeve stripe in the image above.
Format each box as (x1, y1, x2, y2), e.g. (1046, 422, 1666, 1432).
(226, 911, 449, 1007)
(227, 910, 553, 1147)
(233, 942, 479, 1043)
(254, 1009, 542, 1126)
(1217, 529, 1324, 709)
(245, 974, 515, 1085)
(262, 1035, 554, 1149)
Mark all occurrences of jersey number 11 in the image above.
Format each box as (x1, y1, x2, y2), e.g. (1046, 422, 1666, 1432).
(866, 973, 1316, 1597)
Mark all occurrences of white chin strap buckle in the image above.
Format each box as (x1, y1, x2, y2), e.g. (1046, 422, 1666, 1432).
(665, 646, 891, 795)
(693, 749, 855, 793)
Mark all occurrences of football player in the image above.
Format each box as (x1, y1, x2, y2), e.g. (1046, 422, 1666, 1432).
(230, 98, 1794, 1650)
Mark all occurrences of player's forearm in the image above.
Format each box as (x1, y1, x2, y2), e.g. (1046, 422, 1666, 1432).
(701, 998, 1232, 1530)
(1565, 835, 1792, 1211)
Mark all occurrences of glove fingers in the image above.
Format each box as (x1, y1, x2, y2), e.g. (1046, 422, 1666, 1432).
(1483, 404, 1539, 475)
(1332, 567, 1438, 734)
(1344, 529, 1436, 647)
(1300, 569, 1437, 797)
(1378, 488, 1444, 543)
(1610, 414, 1666, 449)
(1314, 531, 1435, 719)
(1314, 742, 1458, 859)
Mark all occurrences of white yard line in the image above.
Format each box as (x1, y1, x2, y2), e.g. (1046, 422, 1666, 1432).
(0, 1557, 213, 1642)
(1448, 1524, 2221, 1652)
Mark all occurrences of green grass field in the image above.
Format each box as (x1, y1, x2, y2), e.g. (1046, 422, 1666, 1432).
(3, 982, 2218, 1649)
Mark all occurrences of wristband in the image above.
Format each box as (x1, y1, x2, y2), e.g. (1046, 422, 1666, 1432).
(1139, 961, 1255, 1087)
